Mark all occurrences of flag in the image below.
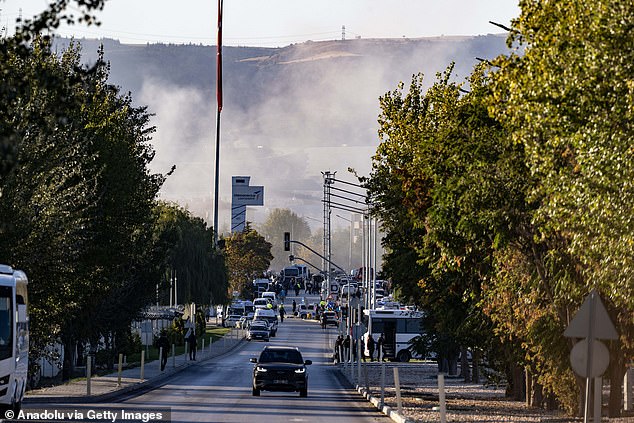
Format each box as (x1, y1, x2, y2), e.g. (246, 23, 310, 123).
(216, 0, 223, 112)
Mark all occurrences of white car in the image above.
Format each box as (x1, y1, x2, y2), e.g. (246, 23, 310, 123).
(253, 298, 270, 309)
(261, 291, 277, 308)
(223, 314, 242, 327)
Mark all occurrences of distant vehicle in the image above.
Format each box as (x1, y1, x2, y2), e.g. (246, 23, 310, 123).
(339, 283, 358, 297)
(362, 308, 424, 362)
(307, 303, 316, 318)
(253, 308, 278, 337)
(223, 314, 242, 328)
(246, 321, 270, 342)
(236, 315, 254, 329)
(250, 346, 312, 397)
(227, 301, 246, 317)
(243, 300, 255, 315)
(298, 303, 308, 319)
(261, 291, 277, 308)
(253, 278, 271, 296)
(323, 311, 339, 327)
(253, 298, 270, 309)
(0, 265, 28, 413)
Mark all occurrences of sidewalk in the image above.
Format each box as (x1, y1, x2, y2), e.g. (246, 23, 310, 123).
(25, 329, 247, 404)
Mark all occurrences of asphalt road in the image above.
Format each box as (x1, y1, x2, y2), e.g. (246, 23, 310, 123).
(24, 295, 388, 423)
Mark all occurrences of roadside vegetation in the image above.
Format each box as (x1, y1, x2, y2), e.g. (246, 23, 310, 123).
(0, 1, 228, 385)
(365, 0, 633, 417)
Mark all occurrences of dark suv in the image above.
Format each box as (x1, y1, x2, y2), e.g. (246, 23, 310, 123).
(250, 346, 312, 397)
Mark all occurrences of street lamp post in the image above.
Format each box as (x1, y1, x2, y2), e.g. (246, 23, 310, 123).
(335, 214, 353, 271)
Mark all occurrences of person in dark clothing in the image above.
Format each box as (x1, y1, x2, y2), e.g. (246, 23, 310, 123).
(377, 333, 386, 362)
(334, 335, 343, 363)
(343, 335, 351, 361)
(367, 333, 376, 362)
(292, 299, 297, 315)
(321, 312, 327, 329)
(187, 331, 197, 361)
(157, 331, 170, 371)
(279, 304, 286, 323)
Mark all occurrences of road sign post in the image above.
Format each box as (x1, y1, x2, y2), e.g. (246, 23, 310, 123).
(564, 290, 618, 423)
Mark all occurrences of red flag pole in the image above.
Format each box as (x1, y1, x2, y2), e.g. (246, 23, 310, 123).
(213, 0, 223, 245)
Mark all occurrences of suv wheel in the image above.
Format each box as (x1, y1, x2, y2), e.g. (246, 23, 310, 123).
(299, 388, 307, 397)
(252, 387, 260, 396)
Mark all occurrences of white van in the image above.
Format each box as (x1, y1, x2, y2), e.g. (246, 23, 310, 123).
(261, 291, 277, 307)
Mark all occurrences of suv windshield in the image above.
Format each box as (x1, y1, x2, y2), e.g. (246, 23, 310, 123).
(259, 349, 303, 364)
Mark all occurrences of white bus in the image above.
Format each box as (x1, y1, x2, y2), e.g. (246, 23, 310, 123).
(362, 308, 423, 362)
(0, 265, 28, 412)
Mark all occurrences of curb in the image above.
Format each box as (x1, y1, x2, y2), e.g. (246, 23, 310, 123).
(335, 365, 413, 423)
(356, 385, 414, 423)
(24, 338, 248, 404)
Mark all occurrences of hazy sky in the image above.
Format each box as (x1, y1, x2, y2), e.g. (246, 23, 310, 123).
(2, 0, 520, 47)
(1, 0, 520, 235)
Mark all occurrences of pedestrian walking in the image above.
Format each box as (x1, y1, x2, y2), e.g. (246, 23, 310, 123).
(157, 331, 170, 371)
(279, 304, 286, 323)
(321, 312, 327, 329)
(292, 299, 297, 315)
(187, 331, 197, 361)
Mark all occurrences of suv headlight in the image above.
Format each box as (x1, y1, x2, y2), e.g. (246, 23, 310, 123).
(294, 368, 305, 374)
(256, 366, 268, 372)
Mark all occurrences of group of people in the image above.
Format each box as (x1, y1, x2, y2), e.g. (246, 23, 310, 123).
(156, 327, 199, 371)
(333, 332, 386, 363)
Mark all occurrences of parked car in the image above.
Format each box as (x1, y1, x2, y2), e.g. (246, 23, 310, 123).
(236, 315, 254, 329)
(307, 303, 316, 318)
(254, 308, 278, 336)
(223, 314, 242, 328)
(298, 303, 308, 319)
(250, 346, 312, 397)
(246, 321, 270, 342)
(253, 298, 270, 309)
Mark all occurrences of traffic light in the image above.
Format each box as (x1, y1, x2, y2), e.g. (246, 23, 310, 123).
(284, 232, 290, 251)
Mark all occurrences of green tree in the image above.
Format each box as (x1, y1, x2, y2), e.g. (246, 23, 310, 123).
(153, 202, 228, 306)
(257, 209, 311, 271)
(0, 38, 166, 379)
(224, 224, 273, 298)
(489, 0, 634, 415)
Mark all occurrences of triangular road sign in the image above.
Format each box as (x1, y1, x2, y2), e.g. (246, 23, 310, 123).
(564, 290, 619, 340)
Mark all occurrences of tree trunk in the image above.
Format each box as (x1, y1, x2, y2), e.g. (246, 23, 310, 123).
(62, 339, 76, 381)
(510, 364, 524, 401)
(532, 380, 544, 408)
(525, 368, 532, 405)
(608, 351, 626, 418)
(461, 346, 470, 382)
(472, 349, 480, 384)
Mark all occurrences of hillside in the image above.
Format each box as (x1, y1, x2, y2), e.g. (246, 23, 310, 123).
(54, 35, 510, 226)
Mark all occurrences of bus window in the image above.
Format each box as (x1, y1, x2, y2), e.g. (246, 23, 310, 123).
(372, 320, 385, 334)
(0, 287, 12, 360)
(406, 318, 422, 333)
